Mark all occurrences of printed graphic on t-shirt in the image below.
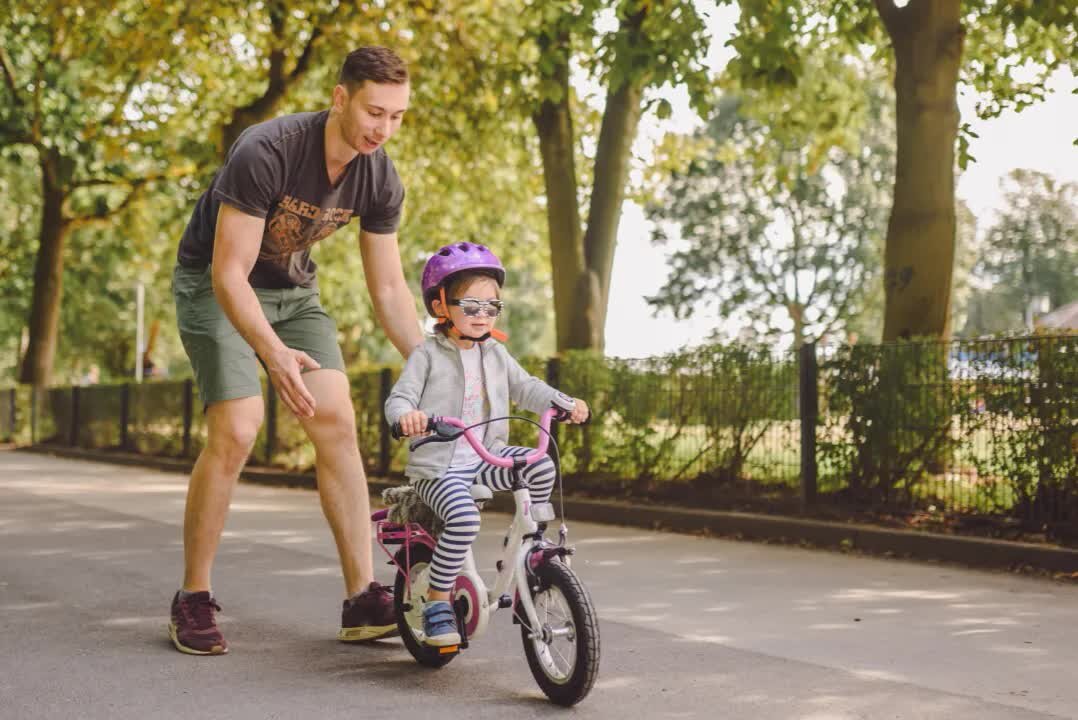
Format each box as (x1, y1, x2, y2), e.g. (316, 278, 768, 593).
(450, 346, 488, 468)
(260, 195, 354, 266)
(461, 360, 488, 427)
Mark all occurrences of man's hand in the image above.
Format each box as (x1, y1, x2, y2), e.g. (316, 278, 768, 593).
(398, 409, 430, 436)
(569, 398, 590, 424)
(264, 346, 321, 418)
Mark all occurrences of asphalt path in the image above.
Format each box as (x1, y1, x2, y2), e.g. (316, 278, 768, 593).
(2, 452, 1077, 719)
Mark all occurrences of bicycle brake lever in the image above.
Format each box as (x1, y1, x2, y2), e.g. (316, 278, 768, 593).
(430, 420, 463, 439)
(408, 435, 443, 451)
(408, 420, 463, 451)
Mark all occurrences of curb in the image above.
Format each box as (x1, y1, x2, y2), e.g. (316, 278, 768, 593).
(15, 445, 1078, 574)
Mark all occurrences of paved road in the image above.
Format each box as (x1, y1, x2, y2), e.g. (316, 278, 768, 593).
(2, 451, 1077, 719)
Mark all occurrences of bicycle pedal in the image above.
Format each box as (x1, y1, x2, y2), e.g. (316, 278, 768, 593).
(438, 645, 459, 655)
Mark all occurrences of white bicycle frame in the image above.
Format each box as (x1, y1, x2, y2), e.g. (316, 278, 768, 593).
(416, 485, 558, 642)
(387, 405, 575, 644)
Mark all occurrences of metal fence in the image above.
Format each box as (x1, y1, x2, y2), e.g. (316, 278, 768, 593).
(815, 335, 1077, 540)
(4, 334, 1074, 540)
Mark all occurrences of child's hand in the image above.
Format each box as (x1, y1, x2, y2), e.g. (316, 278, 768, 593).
(399, 410, 430, 436)
(568, 398, 590, 424)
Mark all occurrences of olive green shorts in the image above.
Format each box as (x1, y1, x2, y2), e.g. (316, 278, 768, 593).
(172, 264, 345, 407)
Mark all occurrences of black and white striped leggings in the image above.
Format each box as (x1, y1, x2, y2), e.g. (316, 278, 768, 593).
(412, 446, 557, 592)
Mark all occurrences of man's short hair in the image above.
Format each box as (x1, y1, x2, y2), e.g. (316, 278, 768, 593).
(339, 46, 408, 91)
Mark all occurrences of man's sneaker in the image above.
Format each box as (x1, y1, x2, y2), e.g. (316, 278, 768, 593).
(421, 600, 461, 647)
(338, 582, 398, 642)
(168, 591, 228, 656)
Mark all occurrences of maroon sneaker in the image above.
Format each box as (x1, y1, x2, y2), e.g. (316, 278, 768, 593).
(338, 582, 398, 642)
(168, 591, 228, 655)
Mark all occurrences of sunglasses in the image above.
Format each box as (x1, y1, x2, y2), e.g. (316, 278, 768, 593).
(448, 297, 504, 318)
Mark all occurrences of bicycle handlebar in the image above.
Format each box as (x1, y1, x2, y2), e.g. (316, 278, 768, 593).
(390, 402, 585, 469)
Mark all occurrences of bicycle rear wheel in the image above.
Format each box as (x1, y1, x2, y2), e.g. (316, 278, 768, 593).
(520, 559, 600, 706)
(394, 544, 456, 668)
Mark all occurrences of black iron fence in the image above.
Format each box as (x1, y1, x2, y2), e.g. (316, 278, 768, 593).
(3, 335, 1074, 541)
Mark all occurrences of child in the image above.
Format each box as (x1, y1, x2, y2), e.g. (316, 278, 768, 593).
(385, 242, 589, 646)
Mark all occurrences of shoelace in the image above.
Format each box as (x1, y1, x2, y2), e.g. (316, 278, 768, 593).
(368, 583, 392, 598)
(184, 597, 222, 629)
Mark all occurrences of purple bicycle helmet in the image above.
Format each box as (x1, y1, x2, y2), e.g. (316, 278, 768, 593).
(421, 242, 505, 316)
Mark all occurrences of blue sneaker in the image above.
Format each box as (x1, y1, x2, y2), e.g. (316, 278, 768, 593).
(422, 600, 461, 647)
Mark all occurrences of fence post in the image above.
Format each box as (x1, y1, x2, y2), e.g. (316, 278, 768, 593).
(378, 367, 392, 476)
(799, 341, 819, 507)
(30, 385, 38, 444)
(70, 386, 80, 447)
(545, 357, 561, 451)
(119, 383, 130, 450)
(265, 383, 277, 465)
(182, 379, 194, 458)
(4, 388, 14, 443)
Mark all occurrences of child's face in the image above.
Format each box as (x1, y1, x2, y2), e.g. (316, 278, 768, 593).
(444, 277, 502, 337)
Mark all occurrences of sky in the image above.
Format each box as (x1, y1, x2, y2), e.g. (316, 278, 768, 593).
(601, 6, 1078, 359)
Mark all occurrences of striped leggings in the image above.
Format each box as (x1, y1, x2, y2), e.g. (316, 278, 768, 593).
(412, 446, 557, 592)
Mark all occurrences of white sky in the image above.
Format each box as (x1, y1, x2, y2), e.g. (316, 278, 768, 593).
(602, 6, 1078, 358)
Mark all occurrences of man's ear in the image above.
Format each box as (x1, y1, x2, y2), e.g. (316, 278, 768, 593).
(331, 84, 348, 113)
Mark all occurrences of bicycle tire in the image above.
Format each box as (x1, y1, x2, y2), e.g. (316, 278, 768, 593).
(393, 544, 455, 669)
(520, 559, 600, 706)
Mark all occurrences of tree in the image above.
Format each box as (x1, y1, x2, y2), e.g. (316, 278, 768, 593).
(646, 63, 894, 348)
(1, 1, 557, 382)
(0, 1, 221, 385)
(524, 0, 712, 351)
(726, 0, 1076, 341)
(961, 170, 1077, 335)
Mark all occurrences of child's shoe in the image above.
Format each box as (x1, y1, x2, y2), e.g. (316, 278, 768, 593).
(422, 600, 461, 647)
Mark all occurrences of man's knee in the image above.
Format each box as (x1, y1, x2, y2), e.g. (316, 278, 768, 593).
(307, 398, 359, 450)
(205, 398, 264, 461)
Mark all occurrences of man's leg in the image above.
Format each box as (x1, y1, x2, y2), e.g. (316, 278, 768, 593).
(295, 368, 397, 641)
(296, 368, 373, 596)
(183, 396, 265, 591)
(170, 262, 267, 655)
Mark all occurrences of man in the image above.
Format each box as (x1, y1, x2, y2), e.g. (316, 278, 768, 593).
(168, 46, 423, 655)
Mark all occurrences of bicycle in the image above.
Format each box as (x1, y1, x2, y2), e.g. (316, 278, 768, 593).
(372, 400, 600, 706)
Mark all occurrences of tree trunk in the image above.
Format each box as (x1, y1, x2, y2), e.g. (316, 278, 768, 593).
(788, 302, 806, 349)
(579, 79, 644, 351)
(533, 6, 649, 352)
(219, 5, 322, 159)
(220, 47, 292, 158)
(19, 149, 68, 385)
(878, 0, 964, 341)
(532, 41, 586, 352)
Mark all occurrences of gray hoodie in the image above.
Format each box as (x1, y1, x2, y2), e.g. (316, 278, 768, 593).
(385, 333, 561, 480)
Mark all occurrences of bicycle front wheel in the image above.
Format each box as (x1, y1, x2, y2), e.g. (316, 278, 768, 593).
(520, 559, 600, 706)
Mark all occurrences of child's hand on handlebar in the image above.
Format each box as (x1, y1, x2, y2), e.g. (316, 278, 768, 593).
(568, 398, 589, 424)
(398, 410, 430, 436)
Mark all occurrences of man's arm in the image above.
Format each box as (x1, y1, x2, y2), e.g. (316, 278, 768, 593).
(212, 203, 320, 417)
(359, 229, 424, 358)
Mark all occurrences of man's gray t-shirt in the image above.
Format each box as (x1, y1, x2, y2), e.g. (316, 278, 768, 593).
(177, 110, 405, 289)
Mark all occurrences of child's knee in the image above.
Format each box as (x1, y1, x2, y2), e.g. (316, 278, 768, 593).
(443, 506, 481, 538)
(526, 456, 556, 482)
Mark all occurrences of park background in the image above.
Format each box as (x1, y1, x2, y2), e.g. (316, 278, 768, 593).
(1, 1, 1075, 550)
